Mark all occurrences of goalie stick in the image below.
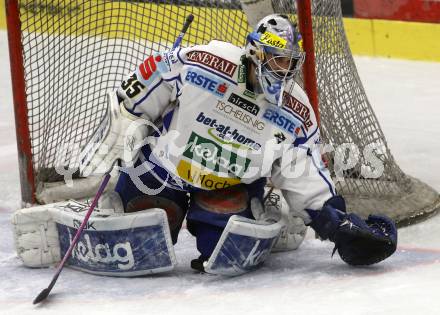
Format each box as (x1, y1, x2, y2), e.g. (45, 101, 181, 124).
(33, 171, 111, 304)
(32, 14, 194, 305)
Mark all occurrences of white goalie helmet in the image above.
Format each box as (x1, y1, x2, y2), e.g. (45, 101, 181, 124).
(246, 14, 305, 105)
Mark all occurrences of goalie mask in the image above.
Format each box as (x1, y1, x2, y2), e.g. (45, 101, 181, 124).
(246, 14, 305, 105)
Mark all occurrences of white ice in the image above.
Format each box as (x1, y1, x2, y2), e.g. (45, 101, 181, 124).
(1, 30, 440, 314)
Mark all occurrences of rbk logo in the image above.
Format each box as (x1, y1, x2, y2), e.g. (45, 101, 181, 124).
(125, 136, 136, 151)
(274, 132, 286, 144)
(73, 219, 96, 230)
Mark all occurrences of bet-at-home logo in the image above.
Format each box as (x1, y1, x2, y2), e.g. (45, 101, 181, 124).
(183, 132, 250, 178)
(196, 112, 262, 150)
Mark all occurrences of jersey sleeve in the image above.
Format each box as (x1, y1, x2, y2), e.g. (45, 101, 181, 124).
(270, 87, 335, 224)
(116, 47, 188, 121)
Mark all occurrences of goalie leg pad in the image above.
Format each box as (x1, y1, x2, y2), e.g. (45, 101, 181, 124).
(12, 201, 176, 276)
(204, 215, 281, 276)
(12, 207, 61, 268)
(186, 179, 266, 258)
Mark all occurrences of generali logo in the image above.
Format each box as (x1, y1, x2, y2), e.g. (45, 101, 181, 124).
(186, 50, 238, 78)
(282, 92, 314, 130)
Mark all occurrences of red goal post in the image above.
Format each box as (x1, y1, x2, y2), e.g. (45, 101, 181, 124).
(6, 0, 35, 203)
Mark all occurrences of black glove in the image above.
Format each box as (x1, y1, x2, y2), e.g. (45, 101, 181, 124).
(309, 196, 397, 266)
(332, 213, 397, 265)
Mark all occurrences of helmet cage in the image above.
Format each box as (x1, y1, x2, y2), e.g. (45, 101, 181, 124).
(245, 14, 305, 105)
(262, 48, 305, 81)
(247, 31, 305, 82)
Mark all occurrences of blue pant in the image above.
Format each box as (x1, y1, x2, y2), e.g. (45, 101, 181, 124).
(115, 165, 266, 259)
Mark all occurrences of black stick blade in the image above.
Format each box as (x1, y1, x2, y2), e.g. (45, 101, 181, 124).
(182, 14, 194, 32)
(33, 288, 51, 304)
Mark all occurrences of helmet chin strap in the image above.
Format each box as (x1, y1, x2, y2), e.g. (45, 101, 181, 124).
(277, 80, 286, 108)
(255, 61, 264, 94)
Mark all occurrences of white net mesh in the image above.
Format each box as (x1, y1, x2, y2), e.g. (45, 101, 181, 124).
(12, 0, 439, 223)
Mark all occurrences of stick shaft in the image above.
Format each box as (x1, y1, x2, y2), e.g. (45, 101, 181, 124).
(33, 173, 111, 304)
(56, 173, 110, 274)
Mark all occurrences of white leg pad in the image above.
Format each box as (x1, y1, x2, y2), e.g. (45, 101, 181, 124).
(13, 208, 61, 267)
(12, 200, 176, 276)
(204, 215, 282, 276)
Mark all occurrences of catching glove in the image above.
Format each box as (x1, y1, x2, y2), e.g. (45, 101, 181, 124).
(309, 196, 397, 266)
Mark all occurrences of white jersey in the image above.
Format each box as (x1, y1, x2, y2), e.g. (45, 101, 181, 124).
(117, 40, 335, 219)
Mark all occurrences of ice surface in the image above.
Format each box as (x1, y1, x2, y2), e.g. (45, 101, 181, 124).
(1, 30, 440, 314)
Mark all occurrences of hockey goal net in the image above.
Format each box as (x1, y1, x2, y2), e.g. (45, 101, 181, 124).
(6, 0, 439, 224)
